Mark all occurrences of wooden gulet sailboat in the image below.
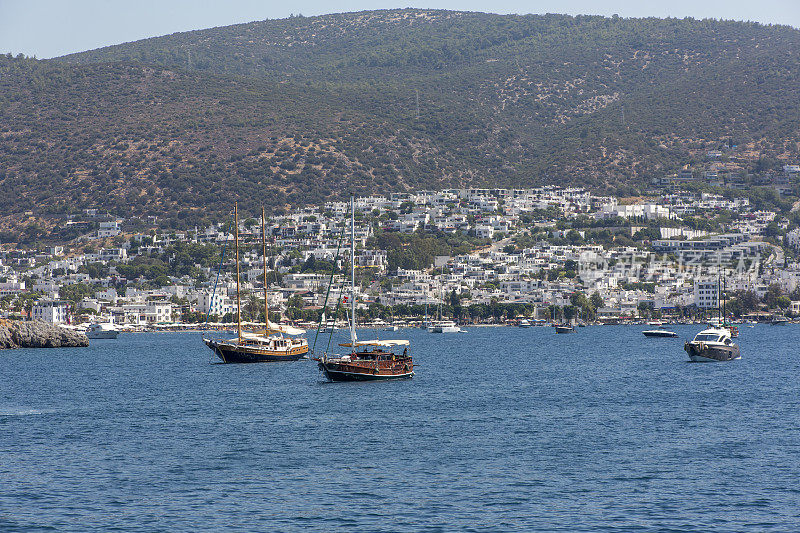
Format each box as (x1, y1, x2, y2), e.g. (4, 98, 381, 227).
(315, 195, 414, 381)
(203, 204, 309, 363)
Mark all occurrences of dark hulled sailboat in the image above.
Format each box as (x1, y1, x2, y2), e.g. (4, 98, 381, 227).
(203, 204, 309, 363)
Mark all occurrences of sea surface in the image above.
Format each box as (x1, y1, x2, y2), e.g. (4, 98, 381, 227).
(1, 325, 799, 532)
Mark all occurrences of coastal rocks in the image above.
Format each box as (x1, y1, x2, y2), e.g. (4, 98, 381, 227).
(0, 319, 89, 350)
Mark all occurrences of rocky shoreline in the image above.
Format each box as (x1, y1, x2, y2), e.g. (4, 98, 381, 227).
(0, 319, 89, 350)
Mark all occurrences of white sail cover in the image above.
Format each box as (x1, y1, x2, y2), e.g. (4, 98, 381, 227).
(338, 339, 410, 347)
(237, 331, 273, 343)
(267, 320, 306, 335)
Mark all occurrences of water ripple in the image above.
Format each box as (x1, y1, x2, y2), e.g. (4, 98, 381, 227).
(1, 326, 799, 531)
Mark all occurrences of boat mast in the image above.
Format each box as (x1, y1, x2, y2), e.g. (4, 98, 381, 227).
(438, 264, 443, 322)
(235, 202, 242, 343)
(262, 205, 269, 331)
(722, 273, 726, 324)
(350, 194, 357, 348)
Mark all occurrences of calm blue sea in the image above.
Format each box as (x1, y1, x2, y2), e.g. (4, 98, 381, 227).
(1, 325, 799, 532)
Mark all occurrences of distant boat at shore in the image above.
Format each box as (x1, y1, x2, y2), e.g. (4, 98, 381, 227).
(642, 327, 677, 338)
(85, 323, 119, 339)
(428, 320, 463, 333)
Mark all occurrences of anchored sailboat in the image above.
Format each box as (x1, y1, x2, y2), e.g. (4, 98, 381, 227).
(203, 204, 309, 363)
(315, 195, 414, 381)
(428, 263, 463, 333)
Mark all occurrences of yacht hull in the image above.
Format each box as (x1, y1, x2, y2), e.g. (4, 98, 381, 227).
(86, 331, 119, 339)
(318, 355, 414, 382)
(643, 330, 678, 338)
(684, 342, 740, 362)
(204, 339, 308, 363)
(319, 365, 414, 381)
(428, 326, 461, 333)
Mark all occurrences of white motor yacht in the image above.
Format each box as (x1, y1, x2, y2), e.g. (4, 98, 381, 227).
(428, 320, 462, 333)
(85, 323, 120, 339)
(684, 327, 740, 362)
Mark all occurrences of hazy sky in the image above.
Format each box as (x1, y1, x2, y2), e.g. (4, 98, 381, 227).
(2, 0, 799, 59)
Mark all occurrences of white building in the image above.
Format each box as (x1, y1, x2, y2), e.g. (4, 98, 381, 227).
(100, 248, 127, 261)
(0, 279, 26, 298)
(31, 300, 70, 324)
(145, 300, 174, 323)
(122, 303, 146, 324)
(77, 298, 102, 314)
(787, 228, 800, 250)
(196, 292, 236, 317)
(95, 288, 119, 302)
(596, 203, 672, 221)
(694, 279, 719, 309)
(357, 249, 387, 271)
(283, 273, 329, 291)
(97, 220, 121, 238)
(475, 225, 495, 239)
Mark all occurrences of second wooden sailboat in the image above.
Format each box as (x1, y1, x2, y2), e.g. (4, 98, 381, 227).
(315, 195, 414, 381)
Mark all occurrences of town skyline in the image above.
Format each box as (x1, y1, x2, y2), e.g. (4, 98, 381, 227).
(4, 167, 800, 328)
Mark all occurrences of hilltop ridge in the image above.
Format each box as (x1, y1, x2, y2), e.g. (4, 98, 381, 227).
(1, 9, 799, 227)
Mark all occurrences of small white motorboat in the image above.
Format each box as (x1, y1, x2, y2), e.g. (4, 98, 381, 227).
(85, 323, 120, 339)
(428, 320, 462, 333)
(642, 327, 678, 338)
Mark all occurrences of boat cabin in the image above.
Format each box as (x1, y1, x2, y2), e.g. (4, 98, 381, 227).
(691, 328, 734, 346)
(337, 339, 410, 360)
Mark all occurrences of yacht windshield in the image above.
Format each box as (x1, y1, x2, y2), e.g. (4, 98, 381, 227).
(694, 333, 722, 342)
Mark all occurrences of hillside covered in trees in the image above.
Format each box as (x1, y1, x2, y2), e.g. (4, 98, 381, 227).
(1, 9, 800, 226)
